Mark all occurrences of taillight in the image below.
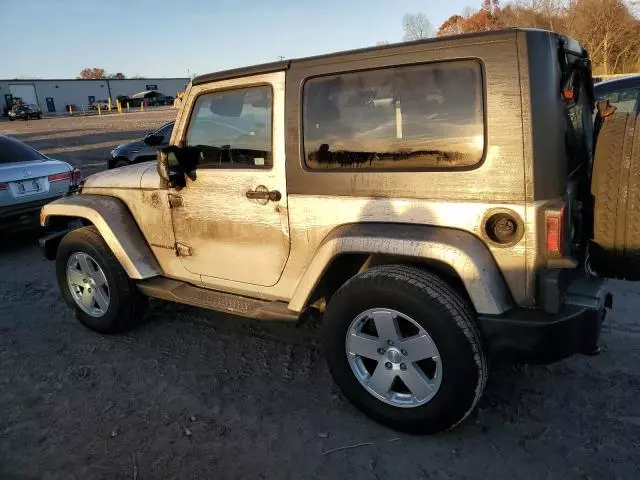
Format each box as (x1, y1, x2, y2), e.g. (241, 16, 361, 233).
(0, 182, 7, 191)
(48, 171, 72, 182)
(546, 205, 566, 255)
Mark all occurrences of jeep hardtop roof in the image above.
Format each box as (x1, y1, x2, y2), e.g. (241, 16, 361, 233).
(193, 28, 583, 86)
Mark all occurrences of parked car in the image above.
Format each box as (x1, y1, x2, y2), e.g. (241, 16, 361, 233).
(42, 29, 621, 434)
(594, 74, 640, 114)
(88, 100, 109, 111)
(8, 104, 42, 121)
(108, 121, 174, 169)
(0, 136, 81, 232)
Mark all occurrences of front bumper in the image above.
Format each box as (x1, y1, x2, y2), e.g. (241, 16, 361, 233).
(478, 274, 612, 363)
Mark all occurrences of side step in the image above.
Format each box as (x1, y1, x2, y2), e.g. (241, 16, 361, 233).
(137, 277, 299, 322)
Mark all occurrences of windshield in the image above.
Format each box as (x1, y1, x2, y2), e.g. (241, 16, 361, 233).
(0, 136, 46, 163)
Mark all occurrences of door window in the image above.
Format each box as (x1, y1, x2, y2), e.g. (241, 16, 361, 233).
(185, 85, 273, 168)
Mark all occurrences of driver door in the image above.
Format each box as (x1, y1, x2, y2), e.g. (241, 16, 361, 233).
(169, 72, 290, 287)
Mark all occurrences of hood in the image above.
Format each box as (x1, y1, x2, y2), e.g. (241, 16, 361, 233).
(83, 162, 155, 189)
(117, 139, 145, 152)
(0, 158, 71, 182)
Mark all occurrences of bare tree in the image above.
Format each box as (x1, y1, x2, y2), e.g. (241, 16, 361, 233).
(402, 13, 434, 40)
(500, 0, 567, 31)
(570, 0, 639, 74)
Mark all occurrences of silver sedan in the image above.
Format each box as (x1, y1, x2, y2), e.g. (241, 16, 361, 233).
(0, 135, 81, 232)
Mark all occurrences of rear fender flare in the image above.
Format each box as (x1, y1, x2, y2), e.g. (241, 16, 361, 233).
(288, 223, 514, 315)
(40, 194, 161, 279)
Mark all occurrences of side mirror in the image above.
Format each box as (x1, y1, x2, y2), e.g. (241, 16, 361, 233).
(145, 133, 163, 146)
(157, 148, 186, 189)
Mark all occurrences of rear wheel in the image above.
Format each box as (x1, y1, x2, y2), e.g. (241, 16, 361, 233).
(591, 113, 640, 279)
(56, 226, 147, 333)
(323, 265, 487, 433)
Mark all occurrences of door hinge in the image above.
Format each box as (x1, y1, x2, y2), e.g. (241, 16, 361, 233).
(175, 243, 192, 257)
(168, 193, 183, 208)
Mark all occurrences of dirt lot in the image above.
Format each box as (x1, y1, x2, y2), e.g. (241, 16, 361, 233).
(0, 108, 176, 177)
(1, 114, 640, 479)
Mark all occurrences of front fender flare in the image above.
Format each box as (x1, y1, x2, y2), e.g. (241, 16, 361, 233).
(41, 194, 161, 279)
(288, 223, 514, 315)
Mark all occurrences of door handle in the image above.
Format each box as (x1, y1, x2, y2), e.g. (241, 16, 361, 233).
(246, 187, 281, 202)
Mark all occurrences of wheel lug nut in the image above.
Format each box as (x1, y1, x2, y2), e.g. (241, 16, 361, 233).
(378, 348, 385, 355)
(387, 340, 394, 346)
(87, 288, 92, 293)
(385, 362, 392, 369)
(400, 363, 407, 370)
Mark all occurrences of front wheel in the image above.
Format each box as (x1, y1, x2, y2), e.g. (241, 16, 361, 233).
(323, 265, 488, 433)
(113, 158, 131, 168)
(56, 226, 147, 333)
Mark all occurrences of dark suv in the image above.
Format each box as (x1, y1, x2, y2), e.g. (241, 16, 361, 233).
(8, 104, 42, 121)
(595, 74, 640, 114)
(108, 121, 174, 169)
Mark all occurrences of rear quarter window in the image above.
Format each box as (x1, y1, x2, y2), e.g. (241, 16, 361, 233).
(302, 60, 484, 170)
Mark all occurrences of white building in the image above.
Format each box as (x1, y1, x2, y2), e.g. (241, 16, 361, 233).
(0, 77, 189, 114)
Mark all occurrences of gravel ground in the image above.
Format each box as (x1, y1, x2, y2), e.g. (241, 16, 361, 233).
(0, 114, 639, 479)
(1, 108, 176, 176)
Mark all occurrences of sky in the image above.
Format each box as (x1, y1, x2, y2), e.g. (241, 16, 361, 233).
(0, 0, 475, 79)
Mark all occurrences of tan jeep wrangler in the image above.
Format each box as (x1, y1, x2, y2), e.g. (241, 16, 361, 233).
(42, 28, 638, 433)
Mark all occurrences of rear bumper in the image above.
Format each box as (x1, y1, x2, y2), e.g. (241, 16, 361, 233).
(478, 274, 612, 363)
(0, 196, 64, 231)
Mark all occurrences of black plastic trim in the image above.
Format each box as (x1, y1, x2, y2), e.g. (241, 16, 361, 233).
(193, 61, 291, 86)
(39, 229, 69, 260)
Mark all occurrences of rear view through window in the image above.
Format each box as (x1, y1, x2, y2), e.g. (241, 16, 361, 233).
(0, 136, 46, 164)
(303, 60, 484, 170)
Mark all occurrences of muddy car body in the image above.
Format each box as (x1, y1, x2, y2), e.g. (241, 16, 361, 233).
(41, 29, 623, 433)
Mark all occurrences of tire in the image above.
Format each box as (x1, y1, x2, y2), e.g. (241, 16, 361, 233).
(323, 265, 487, 434)
(8, 117, 14, 122)
(591, 113, 640, 280)
(56, 226, 147, 333)
(113, 158, 131, 168)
